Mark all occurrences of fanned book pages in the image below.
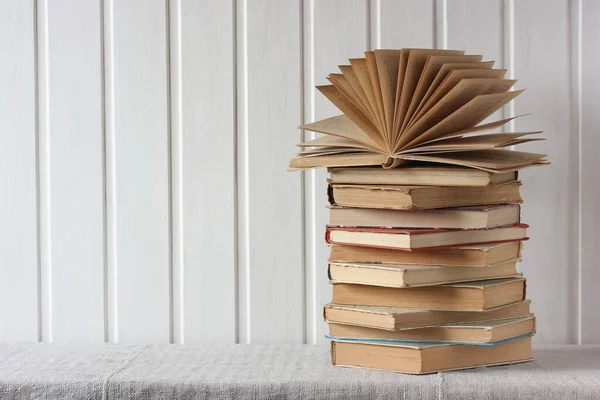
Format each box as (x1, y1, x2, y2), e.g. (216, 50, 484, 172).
(289, 49, 549, 172)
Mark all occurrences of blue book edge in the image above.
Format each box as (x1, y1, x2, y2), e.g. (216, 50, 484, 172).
(324, 333, 533, 346)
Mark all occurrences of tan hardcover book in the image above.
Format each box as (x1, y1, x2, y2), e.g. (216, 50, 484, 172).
(328, 259, 518, 288)
(289, 49, 547, 172)
(329, 242, 522, 267)
(328, 204, 520, 229)
(331, 277, 526, 311)
(323, 300, 532, 330)
(328, 181, 522, 210)
(326, 224, 527, 250)
(330, 336, 533, 374)
(328, 166, 517, 186)
(328, 316, 535, 344)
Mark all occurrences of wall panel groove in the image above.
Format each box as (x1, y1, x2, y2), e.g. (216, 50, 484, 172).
(302, 0, 317, 345)
(168, 0, 183, 344)
(235, 0, 250, 344)
(579, 0, 600, 344)
(36, 0, 51, 342)
(103, 0, 117, 343)
(100, 0, 109, 344)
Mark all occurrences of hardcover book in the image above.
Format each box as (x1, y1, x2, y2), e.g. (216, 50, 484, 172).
(323, 301, 533, 330)
(331, 335, 533, 374)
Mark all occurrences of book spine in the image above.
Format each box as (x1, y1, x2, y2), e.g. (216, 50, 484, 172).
(327, 184, 336, 205)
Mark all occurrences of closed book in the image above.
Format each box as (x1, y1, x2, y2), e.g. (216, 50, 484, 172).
(326, 224, 528, 250)
(328, 181, 522, 210)
(327, 316, 536, 344)
(328, 260, 518, 288)
(323, 301, 532, 330)
(329, 242, 522, 267)
(330, 336, 533, 374)
(327, 166, 517, 187)
(331, 277, 526, 311)
(328, 204, 520, 229)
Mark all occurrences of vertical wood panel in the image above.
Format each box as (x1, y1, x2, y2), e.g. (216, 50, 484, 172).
(106, 0, 170, 343)
(513, 0, 571, 343)
(378, 0, 434, 48)
(41, 0, 105, 342)
(580, 0, 600, 344)
(241, 0, 303, 343)
(447, 0, 502, 62)
(0, 0, 39, 341)
(170, 0, 236, 344)
(305, 0, 368, 345)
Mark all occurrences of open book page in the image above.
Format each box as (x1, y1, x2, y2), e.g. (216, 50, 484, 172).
(393, 50, 411, 134)
(297, 135, 375, 149)
(374, 50, 402, 143)
(290, 153, 388, 169)
(290, 48, 547, 173)
(398, 78, 517, 149)
(406, 68, 509, 136)
(298, 147, 373, 156)
(350, 58, 386, 133)
(398, 149, 547, 172)
(299, 115, 380, 149)
(317, 85, 386, 148)
(328, 74, 374, 124)
(399, 132, 543, 154)
(365, 52, 388, 143)
(339, 65, 378, 124)
(402, 54, 483, 134)
(405, 90, 524, 149)
(410, 115, 522, 147)
(394, 49, 463, 136)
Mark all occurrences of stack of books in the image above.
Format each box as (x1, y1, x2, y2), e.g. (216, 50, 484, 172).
(324, 165, 534, 374)
(289, 48, 548, 374)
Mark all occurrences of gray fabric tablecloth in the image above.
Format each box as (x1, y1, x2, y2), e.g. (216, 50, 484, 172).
(0, 343, 599, 399)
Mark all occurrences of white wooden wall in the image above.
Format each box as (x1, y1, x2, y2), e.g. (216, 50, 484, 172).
(1, 0, 598, 344)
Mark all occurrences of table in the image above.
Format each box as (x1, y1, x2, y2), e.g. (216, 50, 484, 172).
(1, 343, 599, 399)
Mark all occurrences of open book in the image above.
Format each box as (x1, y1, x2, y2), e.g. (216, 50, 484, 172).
(289, 49, 548, 172)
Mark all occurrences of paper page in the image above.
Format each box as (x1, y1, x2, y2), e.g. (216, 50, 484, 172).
(317, 85, 387, 149)
(297, 135, 370, 148)
(374, 49, 402, 142)
(398, 79, 517, 149)
(406, 115, 522, 148)
(290, 153, 388, 169)
(413, 61, 497, 120)
(404, 90, 524, 148)
(300, 114, 379, 149)
(298, 147, 373, 156)
(399, 132, 543, 154)
(339, 65, 377, 123)
(328, 74, 379, 128)
(394, 49, 464, 136)
(350, 58, 385, 133)
(398, 149, 546, 172)
(366, 51, 388, 143)
(393, 50, 411, 134)
(401, 54, 483, 133)
(406, 68, 510, 134)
